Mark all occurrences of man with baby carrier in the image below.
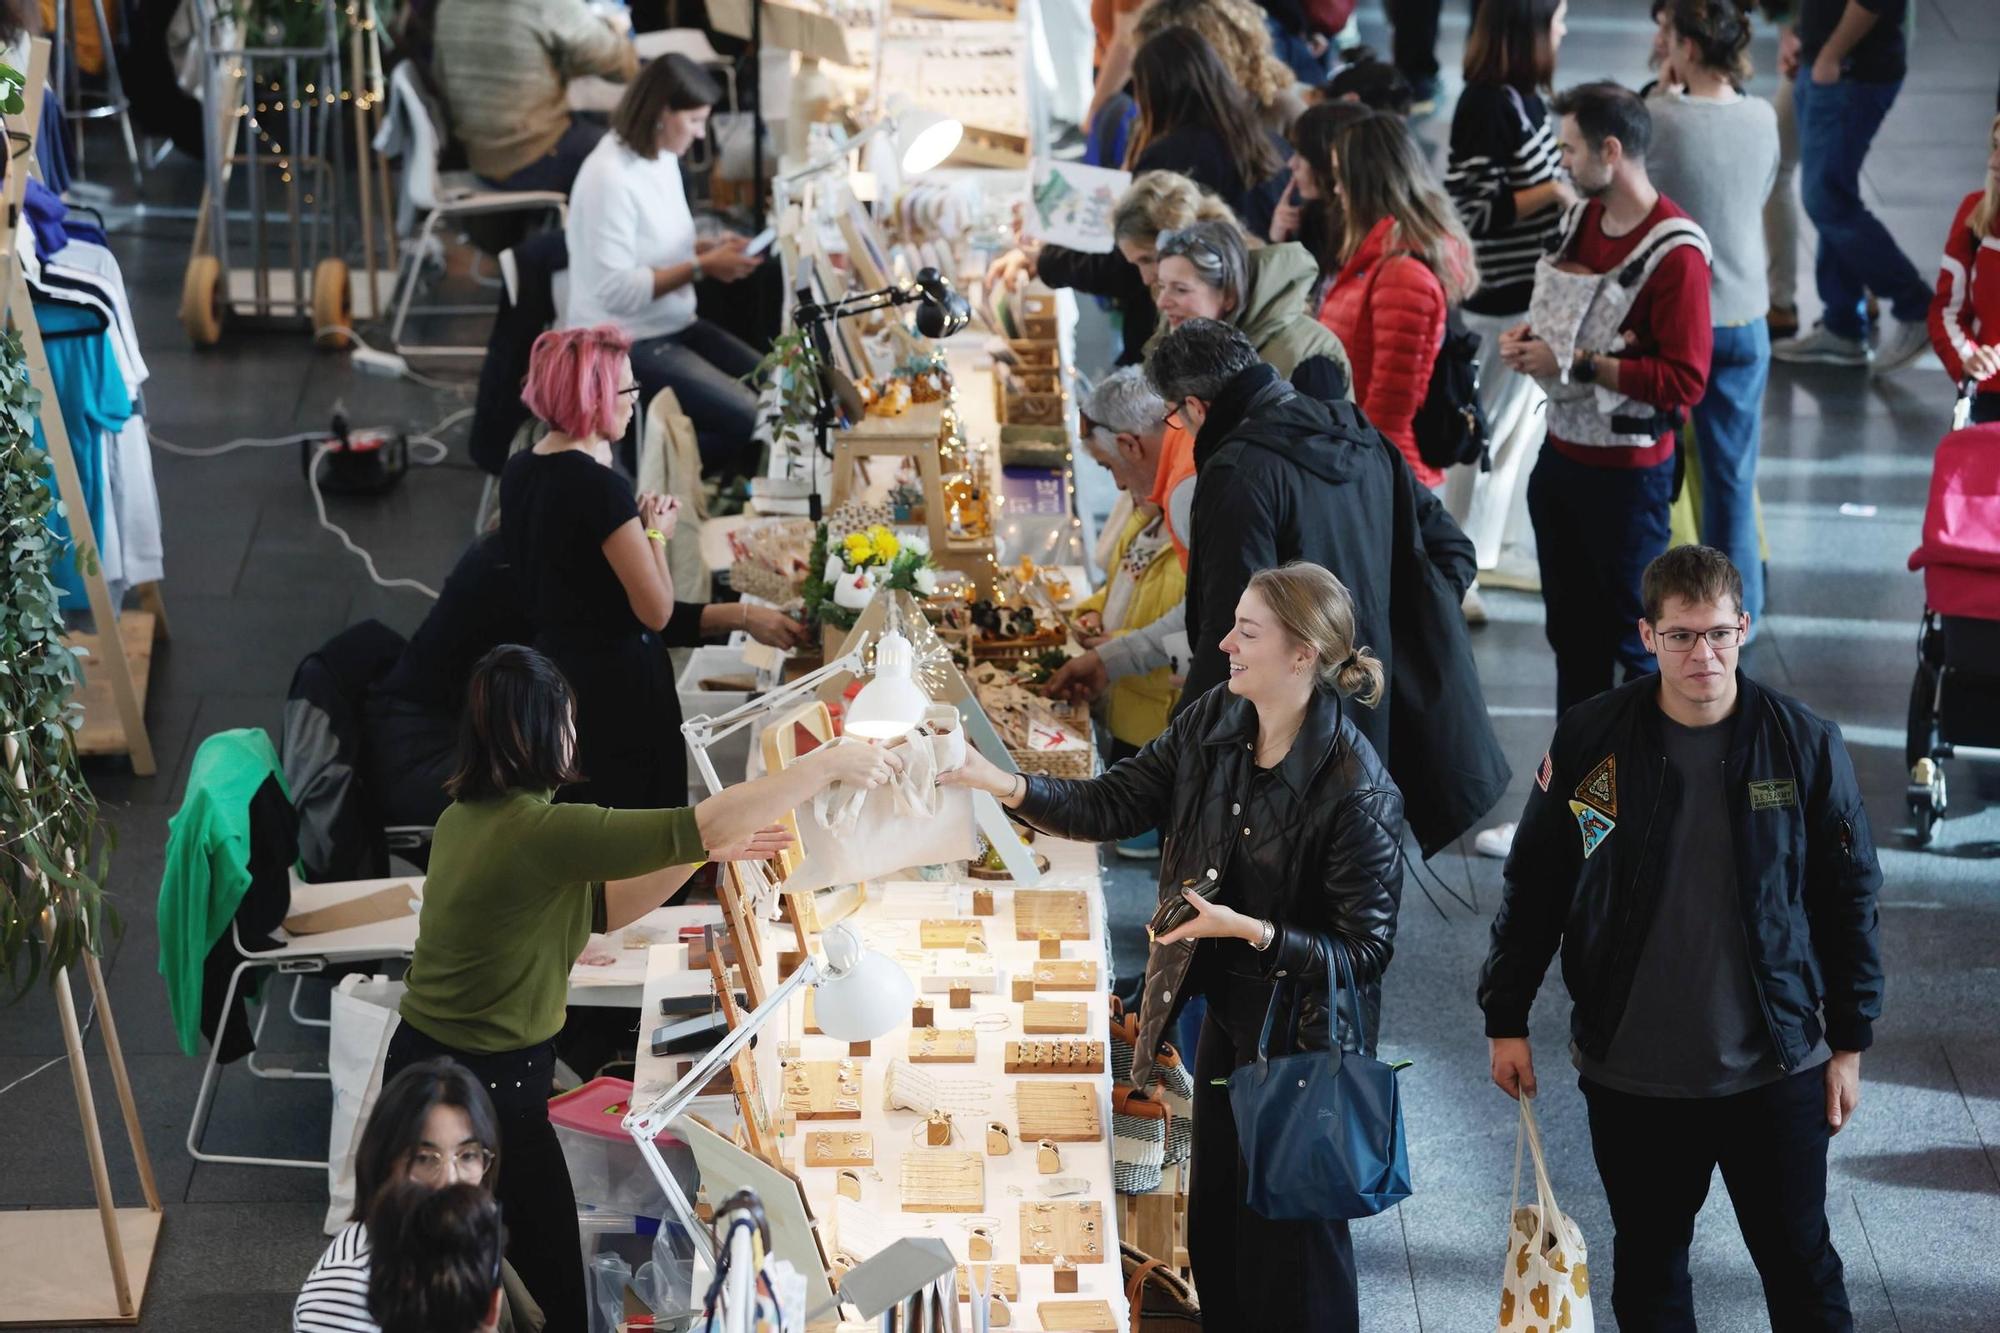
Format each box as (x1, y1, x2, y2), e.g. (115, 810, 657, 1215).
(1499, 80, 1715, 721)
(1479, 543, 1883, 1331)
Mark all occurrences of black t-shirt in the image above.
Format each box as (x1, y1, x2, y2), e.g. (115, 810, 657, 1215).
(1796, 0, 1906, 83)
(378, 534, 537, 713)
(1575, 716, 1824, 1098)
(498, 448, 643, 644)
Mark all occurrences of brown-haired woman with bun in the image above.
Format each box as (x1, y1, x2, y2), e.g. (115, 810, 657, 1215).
(943, 561, 1405, 1330)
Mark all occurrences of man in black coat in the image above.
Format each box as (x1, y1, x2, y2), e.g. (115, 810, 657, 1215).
(1479, 545, 1882, 1329)
(1148, 318, 1508, 856)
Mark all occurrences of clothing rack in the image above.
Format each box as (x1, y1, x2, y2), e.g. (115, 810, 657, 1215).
(0, 43, 164, 1325)
(3, 36, 161, 775)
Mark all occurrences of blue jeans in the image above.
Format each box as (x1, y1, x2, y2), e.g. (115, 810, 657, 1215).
(1794, 77, 1932, 340)
(1528, 446, 1675, 717)
(630, 318, 764, 480)
(1691, 321, 1771, 623)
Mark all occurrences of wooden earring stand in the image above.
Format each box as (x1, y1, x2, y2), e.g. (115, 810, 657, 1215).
(3, 39, 161, 775)
(0, 42, 164, 1326)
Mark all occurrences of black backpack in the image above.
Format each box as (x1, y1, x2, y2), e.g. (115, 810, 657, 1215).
(1412, 306, 1490, 472)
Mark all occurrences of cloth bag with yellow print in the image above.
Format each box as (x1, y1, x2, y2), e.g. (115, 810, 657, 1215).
(1497, 1095, 1593, 1333)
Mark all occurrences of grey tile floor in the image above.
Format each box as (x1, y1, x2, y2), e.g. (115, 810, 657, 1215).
(4, 2, 1999, 1328)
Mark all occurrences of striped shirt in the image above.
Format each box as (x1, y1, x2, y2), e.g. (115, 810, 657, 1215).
(1445, 83, 1565, 317)
(294, 1223, 377, 1333)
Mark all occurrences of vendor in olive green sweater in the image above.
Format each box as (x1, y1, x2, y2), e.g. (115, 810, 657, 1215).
(385, 645, 902, 1333)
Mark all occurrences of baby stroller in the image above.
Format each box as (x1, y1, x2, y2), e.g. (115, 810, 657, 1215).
(1904, 418, 2000, 845)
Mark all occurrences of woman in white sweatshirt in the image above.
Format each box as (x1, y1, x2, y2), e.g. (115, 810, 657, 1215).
(565, 55, 764, 479)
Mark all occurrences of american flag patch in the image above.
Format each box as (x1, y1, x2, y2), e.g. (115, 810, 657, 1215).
(1535, 752, 1553, 793)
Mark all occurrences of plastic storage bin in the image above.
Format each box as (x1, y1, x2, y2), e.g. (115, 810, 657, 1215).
(677, 644, 762, 794)
(551, 1076, 690, 1219)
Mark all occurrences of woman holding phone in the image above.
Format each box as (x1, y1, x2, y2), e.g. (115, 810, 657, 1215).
(942, 563, 1405, 1330)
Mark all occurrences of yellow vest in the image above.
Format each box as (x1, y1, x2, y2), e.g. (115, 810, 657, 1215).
(1075, 507, 1186, 748)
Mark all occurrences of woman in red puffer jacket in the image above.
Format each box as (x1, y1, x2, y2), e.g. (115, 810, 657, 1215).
(1317, 111, 1479, 487)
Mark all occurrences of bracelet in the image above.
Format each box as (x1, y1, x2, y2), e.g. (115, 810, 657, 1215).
(1009, 774, 1026, 803)
(644, 528, 667, 546)
(1251, 919, 1276, 952)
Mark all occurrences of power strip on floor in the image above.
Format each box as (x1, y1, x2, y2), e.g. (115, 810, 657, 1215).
(351, 346, 411, 378)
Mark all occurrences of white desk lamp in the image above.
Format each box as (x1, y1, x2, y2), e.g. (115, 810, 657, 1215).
(621, 923, 913, 1265)
(775, 97, 963, 206)
(844, 628, 929, 740)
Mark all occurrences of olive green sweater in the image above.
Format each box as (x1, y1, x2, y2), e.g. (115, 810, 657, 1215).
(400, 792, 704, 1053)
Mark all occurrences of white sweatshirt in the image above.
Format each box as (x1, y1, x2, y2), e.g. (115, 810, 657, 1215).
(563, 133, 696, 340)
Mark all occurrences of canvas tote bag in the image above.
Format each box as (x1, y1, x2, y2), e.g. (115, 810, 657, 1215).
(1498, 1095, 1594, 1332)
(324, 973, 405, 1234)
(783, 729, 976, 893)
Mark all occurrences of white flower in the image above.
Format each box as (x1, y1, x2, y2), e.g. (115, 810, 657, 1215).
(902, 532, 931, 558)
(833, 570, 877, 610)
(913, 567, 939, 596)
(824, 552, 849, 583)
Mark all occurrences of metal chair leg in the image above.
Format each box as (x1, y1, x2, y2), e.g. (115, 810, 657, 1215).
(188, 957, 333, 1171)
(91, 0, 145, 188)
(289, 972, 331, 1030)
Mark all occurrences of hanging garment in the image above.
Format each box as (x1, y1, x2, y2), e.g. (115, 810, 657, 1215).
(34, 302, 133, 609)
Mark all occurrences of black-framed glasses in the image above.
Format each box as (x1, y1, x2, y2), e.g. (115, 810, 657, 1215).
(1162, 402, 1189, 430)
(408, 1146, 495, 1183)
(1654, 624, 1745, 653)
(618, 384, 643, 399)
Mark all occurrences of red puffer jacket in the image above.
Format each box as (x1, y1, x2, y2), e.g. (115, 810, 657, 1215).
(1317, 217, 1449, 487)
(1929, 190, 2000, 387)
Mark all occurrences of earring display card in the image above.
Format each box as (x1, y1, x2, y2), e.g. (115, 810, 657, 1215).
(920, 919, 989, 950)
(804, 1131, 876, 1167)
(1027, 960, 1099, 991)
(1019, 1201, 1107, 1264)
(1016, 1082, 1103, 1142)
(955, 1264, 1020, 1302)
(910, 1026, 979, 1064)
(899, 1149, 986, 1212)
(1004, 1041, 1105, 1075)
(1021, 1001, 1088, 1034)
(919, 958, 1001, 992)
(780, 1059, 866, 1121)
(1037, 1299, 1119, 1330)
(1013, 890, 1089, 941)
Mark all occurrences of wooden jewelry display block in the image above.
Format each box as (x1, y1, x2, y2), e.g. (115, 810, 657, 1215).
(1026, 960, 1099, 991)
(899, 1149, 985, 1212)
(1016, 1082, 1103, 1142)
(780, 1060, 864, 1121)
(910, 1026, 978, 1063)
(921, 919, 990, 950)
(1038, 1299, 1119, 1330)
(1013, 890, 1090, 941)
(1004, 1041, 1105, 1075)
(1020, 1001, 1089, 1034)
(803, 1131, 875, 1167)
(1019, 1201, 1107, 1263)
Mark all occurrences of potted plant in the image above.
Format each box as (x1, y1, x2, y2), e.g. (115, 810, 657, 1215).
(800, 522, 940, 660)
(1, 321, 114, 1001)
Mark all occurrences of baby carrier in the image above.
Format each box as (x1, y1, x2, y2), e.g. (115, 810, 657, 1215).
(1527, 201, 1711, 448)
(1904, 419, 2000, 845)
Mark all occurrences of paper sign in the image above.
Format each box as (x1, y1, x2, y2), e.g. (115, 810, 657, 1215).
(1021, 158, 1130, 254)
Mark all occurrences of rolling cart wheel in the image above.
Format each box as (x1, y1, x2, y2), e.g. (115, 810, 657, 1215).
(312, 258, 352, 350)
(180, 254, 224, 347)
(1909, 797, 1935, 847)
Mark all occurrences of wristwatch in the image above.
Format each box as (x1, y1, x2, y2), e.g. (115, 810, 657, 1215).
(690, 253, 705, 283)
(1571, 349, 1598, 385)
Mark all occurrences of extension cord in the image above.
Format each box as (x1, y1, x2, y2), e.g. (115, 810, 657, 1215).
(352, 346, 411, 378)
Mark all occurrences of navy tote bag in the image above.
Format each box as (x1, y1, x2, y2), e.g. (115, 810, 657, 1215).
(1227, 936, 1413, 1220)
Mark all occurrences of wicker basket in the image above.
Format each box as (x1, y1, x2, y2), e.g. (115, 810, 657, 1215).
(972, 628, 1068, 666)
(1011, 742, 1095, 779)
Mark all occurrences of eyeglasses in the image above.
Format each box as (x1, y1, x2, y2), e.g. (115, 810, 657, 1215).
(1156, 229, 1227, 267)
(1162, 403, 1189, 430)
(1654, 624, 1745, 653)
(408, 1146, 494, 1183)
(618, 384, 643, 399)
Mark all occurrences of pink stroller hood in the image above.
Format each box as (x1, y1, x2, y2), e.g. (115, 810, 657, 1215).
(1909, 422, 2000, 619)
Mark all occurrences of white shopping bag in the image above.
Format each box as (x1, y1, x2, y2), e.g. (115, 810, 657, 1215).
(784, 730, 975, 894)
(1498, 1096, 1594, 1332)
(325, 973, 405, 1235)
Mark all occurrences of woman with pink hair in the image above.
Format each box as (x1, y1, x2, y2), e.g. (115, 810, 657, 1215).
(498, 324, 693, 808)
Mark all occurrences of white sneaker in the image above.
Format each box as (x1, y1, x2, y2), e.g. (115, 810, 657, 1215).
(1871, 316, 1933, 375)
(1772, 323, 1869, 366)
(1474, 822, 1517, 858)
(1462, 584, 1489, 626)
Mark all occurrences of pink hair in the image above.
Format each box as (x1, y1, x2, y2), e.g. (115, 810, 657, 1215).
(520, 325, 634, 441)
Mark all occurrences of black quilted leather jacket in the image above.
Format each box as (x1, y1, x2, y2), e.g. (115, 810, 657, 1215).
(1014, 682, 1406, 1087)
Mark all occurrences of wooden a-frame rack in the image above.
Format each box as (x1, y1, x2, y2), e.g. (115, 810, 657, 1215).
(0, 38, 166, 1327)
(5, 36, 161, 776)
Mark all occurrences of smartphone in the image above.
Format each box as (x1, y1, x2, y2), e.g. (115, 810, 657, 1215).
(744, 227, 778, 257)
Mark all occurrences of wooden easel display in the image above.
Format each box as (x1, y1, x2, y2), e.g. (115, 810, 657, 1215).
(3, 39, 160, 774)
(0, 42, 165, 1328)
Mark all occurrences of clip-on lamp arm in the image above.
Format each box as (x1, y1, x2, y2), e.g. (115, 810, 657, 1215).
(622, 957, 825, 1268)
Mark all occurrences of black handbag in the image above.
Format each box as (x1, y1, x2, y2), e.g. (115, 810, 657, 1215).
(1226, 937, 1413, 1221)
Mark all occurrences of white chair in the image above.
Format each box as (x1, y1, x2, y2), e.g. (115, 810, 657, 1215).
(185, 874, 423, 1171)
(374, 61, 568, 360)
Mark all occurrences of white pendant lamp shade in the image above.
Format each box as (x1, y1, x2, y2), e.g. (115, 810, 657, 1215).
(897, 105, 962, 175)
(811, 924, 914, 1042)
(846, 628, 929, 739)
